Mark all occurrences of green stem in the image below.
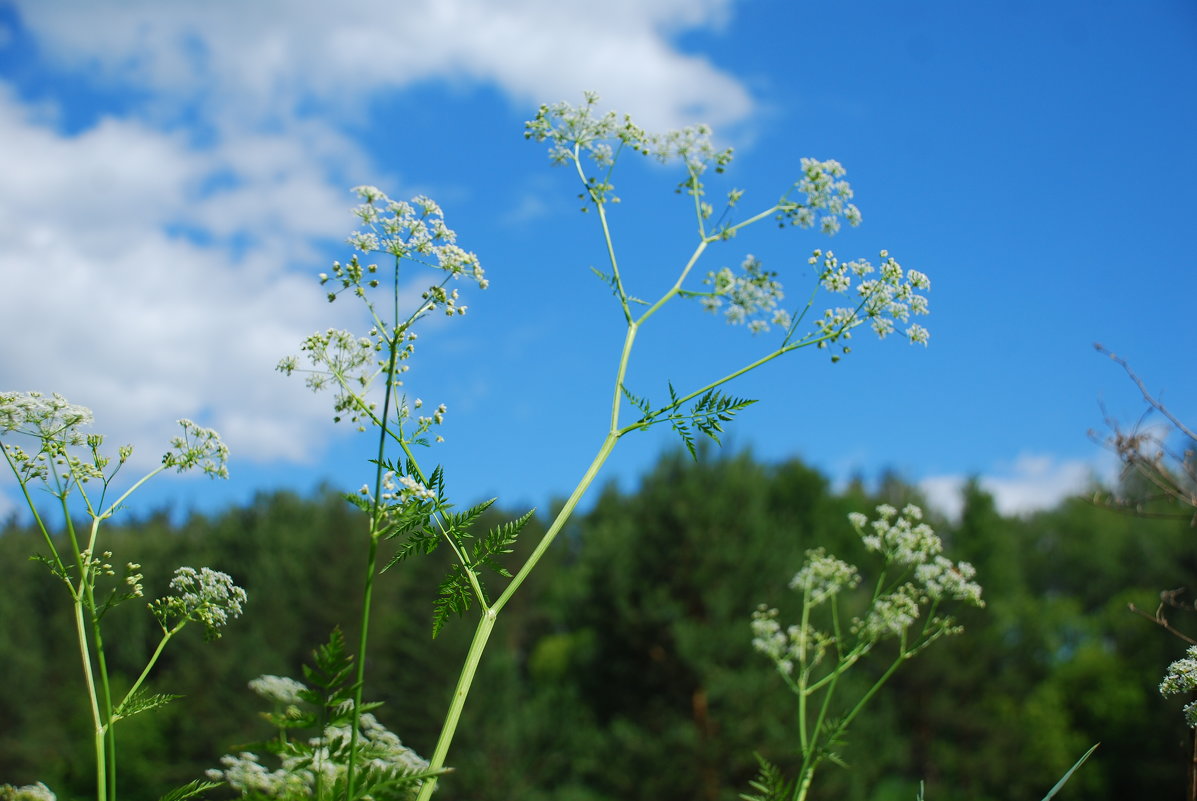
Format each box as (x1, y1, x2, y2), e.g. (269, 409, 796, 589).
(113, 625, 181, 723)
(57, 488, 106, 801)
(793, 766, 817, 801)
(573, 148, 631, 323)
(411, 285, 635, 801)
(79, 515, 118, 801)
(74, 589, 105, 801)
(635, 239, 709, 325)
(346, 316, 405, 798)
(414, 431, 620, 801)
(796, 585, 813, 754)
(838, 644, 909, 735)
(618, 335, 835, 437)
(414, 609, 497, 801)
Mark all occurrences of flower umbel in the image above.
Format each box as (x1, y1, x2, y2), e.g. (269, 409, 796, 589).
(278, 187, 480, 437)
(347, 186, 486, 290)
(163, 419, 229, 479)
(524, 91, 733, 205)
(0, 783, 56, 801)
(778, 158, 862, 235)
(751, 505, 983, 799)
(0, 391, 92, 438)
(1161, 645, 1197, 727)
(151, 566, 247, 640)
(789, 547, 861, 606)
(700, 254, 791, 334)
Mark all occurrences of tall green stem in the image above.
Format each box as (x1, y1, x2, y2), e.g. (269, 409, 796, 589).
(74, 592, 106, 801)
(345, 318, 405, 797)
(415, 429, 620, 801)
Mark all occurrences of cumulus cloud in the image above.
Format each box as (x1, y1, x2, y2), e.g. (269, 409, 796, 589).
(0, 84, 356, 470)
(919, 453, 1110, 521)
(16, 0, 752, 133)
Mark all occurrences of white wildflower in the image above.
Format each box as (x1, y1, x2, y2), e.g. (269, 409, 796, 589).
(248, 675, 308, 706)
(790, 548, 860, 606)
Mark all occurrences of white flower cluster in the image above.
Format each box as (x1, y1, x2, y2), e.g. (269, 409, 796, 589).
(700, 254, 793, 334)
(278, 326, 403, 430)
(753, 505, 984, 676)
(852, 503, 940, 565)
(162, 419, 229, 480)
(208, 703, 429, 797)
(1, 391, 100, 485)
(856, 584, 922, 640)
(527, 91, 732, 171)
(280, 186, 478, 436)
(382, 470, 436, 503)
(1161, 645, 1197, 727)
(915, 556, 983, 605)
(248, 674, 307, 706)
(0, 783, 56, 801)
(347, 186, 486, 290)
(778, 158, 862, 235)
(0, 391, 92, 438)
(151, 566, 247, 639)
(524, 92, 734, 203)
(849, 504, 984, 606)
(750, 605, 833, 676)
(810, 249, 931, 347)
(206, 752, 309, 797)
(789, 547, 861, 606)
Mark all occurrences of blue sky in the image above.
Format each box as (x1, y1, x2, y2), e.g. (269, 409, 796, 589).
(1, 0, 1194, 523)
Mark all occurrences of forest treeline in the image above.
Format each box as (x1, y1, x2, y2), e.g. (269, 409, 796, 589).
(1, 448, 1193, 800)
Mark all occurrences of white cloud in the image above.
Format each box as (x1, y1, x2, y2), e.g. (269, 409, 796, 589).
(0, 85, 356, 471)
(919, 453, 1110, 521)
(15, 0, 753, 134)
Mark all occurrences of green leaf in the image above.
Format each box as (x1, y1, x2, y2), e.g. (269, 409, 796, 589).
(740, 753, 792, 801)
(620, 383, 654, 420)
(343, 490, 372, 513)
(432, 565, 474, 638)
(590, 265, 619, 296)
(30, 552, 68, 581)
(441, 498, 498, 544)
(689, 389, 757, 447)
(158, 780, 222, 801)
(114, 689, 183, 720)
(472, 507, 535, 579)
(665, 382, 699, 459)
(1040, 743, 1099, 801)
(301, 627, 356, 710)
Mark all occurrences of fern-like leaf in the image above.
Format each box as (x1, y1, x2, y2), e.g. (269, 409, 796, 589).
(472, 507, 535, 578)
(432, 565, 474, 638)
(301, 626, 355, 711)
(666, 382, 698, 458)
(740, 753, 792, 801)
(158, 780, 222, 801)
(590, 265, 619, 296)
(114, 689, 182, 720)
(441, 498, 497, 543)
(690, 389, 757, 446)
(620, 383, 654, 421)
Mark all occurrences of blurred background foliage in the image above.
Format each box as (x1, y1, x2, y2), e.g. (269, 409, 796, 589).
(1, 447, 1193, 800)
